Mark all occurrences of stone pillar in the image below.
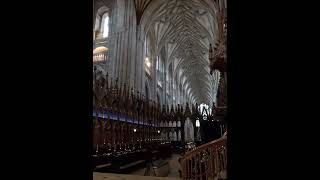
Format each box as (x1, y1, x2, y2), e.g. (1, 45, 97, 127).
(109, 0, 143, 92)
(136, 38, 144, 93)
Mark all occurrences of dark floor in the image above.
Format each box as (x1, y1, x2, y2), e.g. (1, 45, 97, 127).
(129, 153, 181, 178)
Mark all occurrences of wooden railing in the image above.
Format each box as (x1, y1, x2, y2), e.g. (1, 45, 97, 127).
(93, 53, 108, 63)
(181, 133, 227, 180)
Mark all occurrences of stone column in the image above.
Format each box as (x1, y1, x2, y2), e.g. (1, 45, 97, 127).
(110, 0, 143, 91)
(135, 38, 144, 93)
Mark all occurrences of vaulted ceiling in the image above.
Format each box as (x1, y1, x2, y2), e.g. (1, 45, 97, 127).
(94, 0, 224, 106)
(141, 0, 222, 106)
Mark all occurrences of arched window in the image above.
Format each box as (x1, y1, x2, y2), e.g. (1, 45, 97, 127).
(156, 56, 160, 70)
(94, 6, 110, 40)
(196, 118, 200, 127)
(144, 37, 151, 75)
(145, 57, 151, 75)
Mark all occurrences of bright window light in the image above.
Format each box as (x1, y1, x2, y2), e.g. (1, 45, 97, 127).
(103, 16, 109, 38)
(196, 119, 200, 127)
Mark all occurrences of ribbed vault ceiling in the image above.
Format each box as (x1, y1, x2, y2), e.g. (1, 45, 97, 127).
(143, 0, 221, 106)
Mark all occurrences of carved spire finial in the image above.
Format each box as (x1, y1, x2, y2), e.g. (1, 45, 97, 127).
(185, 102, 191, 117)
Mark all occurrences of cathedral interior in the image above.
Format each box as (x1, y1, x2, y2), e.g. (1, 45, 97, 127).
(93, 0, 227, 179)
